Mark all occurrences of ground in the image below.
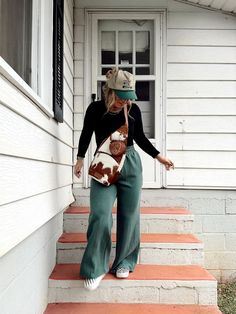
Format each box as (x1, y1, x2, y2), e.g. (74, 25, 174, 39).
(218, 281, 236, 314)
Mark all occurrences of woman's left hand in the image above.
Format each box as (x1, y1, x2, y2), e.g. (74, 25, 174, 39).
(155, 154, 175, 171)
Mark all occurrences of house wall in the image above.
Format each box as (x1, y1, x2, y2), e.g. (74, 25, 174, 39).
(166, 10, 236, 189)
(73, 0, 236, 282)
(0, 1, 74, 313)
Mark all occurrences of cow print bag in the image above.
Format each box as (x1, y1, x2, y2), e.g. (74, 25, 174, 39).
(88, 105, 128, 186)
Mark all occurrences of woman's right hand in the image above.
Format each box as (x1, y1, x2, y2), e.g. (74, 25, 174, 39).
(155, 154, 174, 171)
(74, 159, 84, 178)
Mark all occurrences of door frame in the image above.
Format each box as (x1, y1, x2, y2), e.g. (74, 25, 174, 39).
(83, 8, 167, 188)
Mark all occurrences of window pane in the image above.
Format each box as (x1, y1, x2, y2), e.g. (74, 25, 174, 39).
(136, 67, 150, 75)
(119, 31, 132, 65)
(136, 31, 150, 64)
(102, 67, 112, 75)
(0, 0, 32, 84)
(136, 81, 155, 138)
(97, 81, 106, 101)
(101, 31, 115, 64)
(102, 67, 133, 75)
(136, 81, 150, 101)
(120, 67, 133, 73)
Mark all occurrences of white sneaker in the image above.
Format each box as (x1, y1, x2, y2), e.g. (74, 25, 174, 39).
(84, 273, 106, 291)
(116, 267, 129, 278)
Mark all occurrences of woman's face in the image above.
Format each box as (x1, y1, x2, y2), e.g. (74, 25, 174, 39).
(112, 96, 131, 110)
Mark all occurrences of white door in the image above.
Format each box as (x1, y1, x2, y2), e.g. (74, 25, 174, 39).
(87, 12, 164, 188)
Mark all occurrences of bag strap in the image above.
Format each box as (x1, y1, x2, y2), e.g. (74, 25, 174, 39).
(109, 105, 129, 142)
(124, 104, 129, 132)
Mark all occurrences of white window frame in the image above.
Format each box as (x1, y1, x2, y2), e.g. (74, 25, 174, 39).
(0, 0, 54, 118)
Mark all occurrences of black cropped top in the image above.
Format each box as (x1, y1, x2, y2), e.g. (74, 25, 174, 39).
(77, 100, 160, 159)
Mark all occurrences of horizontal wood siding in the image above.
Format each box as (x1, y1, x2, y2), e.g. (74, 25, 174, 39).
(167, 11, 236, 188)
(0, 186, 72, 257)
(168, 133, 236, 150)
(168, 46, 236, 63)
(0, 0, 74, 257)
(0, 207, 64, 314)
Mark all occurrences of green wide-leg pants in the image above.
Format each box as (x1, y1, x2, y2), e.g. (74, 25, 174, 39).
(80, 146, 143, 279)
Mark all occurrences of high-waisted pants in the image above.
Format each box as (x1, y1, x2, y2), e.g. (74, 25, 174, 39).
(80, 146, 143, 279)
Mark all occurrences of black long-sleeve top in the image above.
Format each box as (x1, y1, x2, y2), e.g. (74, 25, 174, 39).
(77, 100, 160, 159)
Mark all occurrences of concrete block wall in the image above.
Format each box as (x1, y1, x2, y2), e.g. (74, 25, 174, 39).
(147, 189, 236, 284)
(145, 189, 236, 284)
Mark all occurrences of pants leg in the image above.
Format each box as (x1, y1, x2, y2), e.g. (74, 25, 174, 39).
(110, 147, 143, 273)
(79, 178, 117, 279)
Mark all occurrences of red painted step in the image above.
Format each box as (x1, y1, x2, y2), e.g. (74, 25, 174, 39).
(64, 206, 192, 215)
(58, 232, 202, 244)
(49, 264, 216, 281)
(44, 303, 222, 314)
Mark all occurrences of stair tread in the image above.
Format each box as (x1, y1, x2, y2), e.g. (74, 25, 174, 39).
(64, 206, 192, 215)
(49, 264, 216, 281)
(44, 303, 222, 314)
(58, 232, 202, 244)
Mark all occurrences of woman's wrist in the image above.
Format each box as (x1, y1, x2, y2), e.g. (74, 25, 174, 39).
(155, 153, 162, 160)
(77, 156, 84, 161)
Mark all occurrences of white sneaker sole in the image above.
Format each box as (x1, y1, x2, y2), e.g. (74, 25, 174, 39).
(116, 271, 129, 279)
(84, 273, 106, 291)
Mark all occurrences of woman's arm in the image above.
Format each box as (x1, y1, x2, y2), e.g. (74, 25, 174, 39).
(133, 104, 160, 157)
(74, 103, 96, 178)
(133, 104, 174, 170)
(76, 103, 96, 159)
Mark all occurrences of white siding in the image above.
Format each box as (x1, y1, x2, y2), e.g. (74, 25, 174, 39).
(0, 210, 64, 314)
(0, 1, 74, 313)
(166, 12, 236, 188)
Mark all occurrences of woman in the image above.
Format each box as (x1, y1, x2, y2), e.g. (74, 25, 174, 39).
(74, 68, 174, 291)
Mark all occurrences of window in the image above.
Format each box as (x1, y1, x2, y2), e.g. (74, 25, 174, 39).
(97, 19, 155, 138)
(0, 0, 63, 122)
(0, 0, 32, 85)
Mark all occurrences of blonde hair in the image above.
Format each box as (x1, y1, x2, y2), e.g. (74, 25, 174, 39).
(102, 81, 116, 111)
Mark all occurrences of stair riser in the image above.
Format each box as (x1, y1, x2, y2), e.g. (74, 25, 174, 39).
(57, 245, 204, 266)
(63, 215, 193, 234)
(48, 280, 217, 305)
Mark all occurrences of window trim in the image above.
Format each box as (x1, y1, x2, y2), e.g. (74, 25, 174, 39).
(33, 0, 54, 110)
(0, 0, 54, 118)
(0, 57, 54, 117)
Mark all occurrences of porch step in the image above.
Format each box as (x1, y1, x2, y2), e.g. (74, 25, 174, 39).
(57, 233, 204, 265)
(44, 303, 222, 314)
(63, 206, 194, 234)
(48, 264, 217, 305)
